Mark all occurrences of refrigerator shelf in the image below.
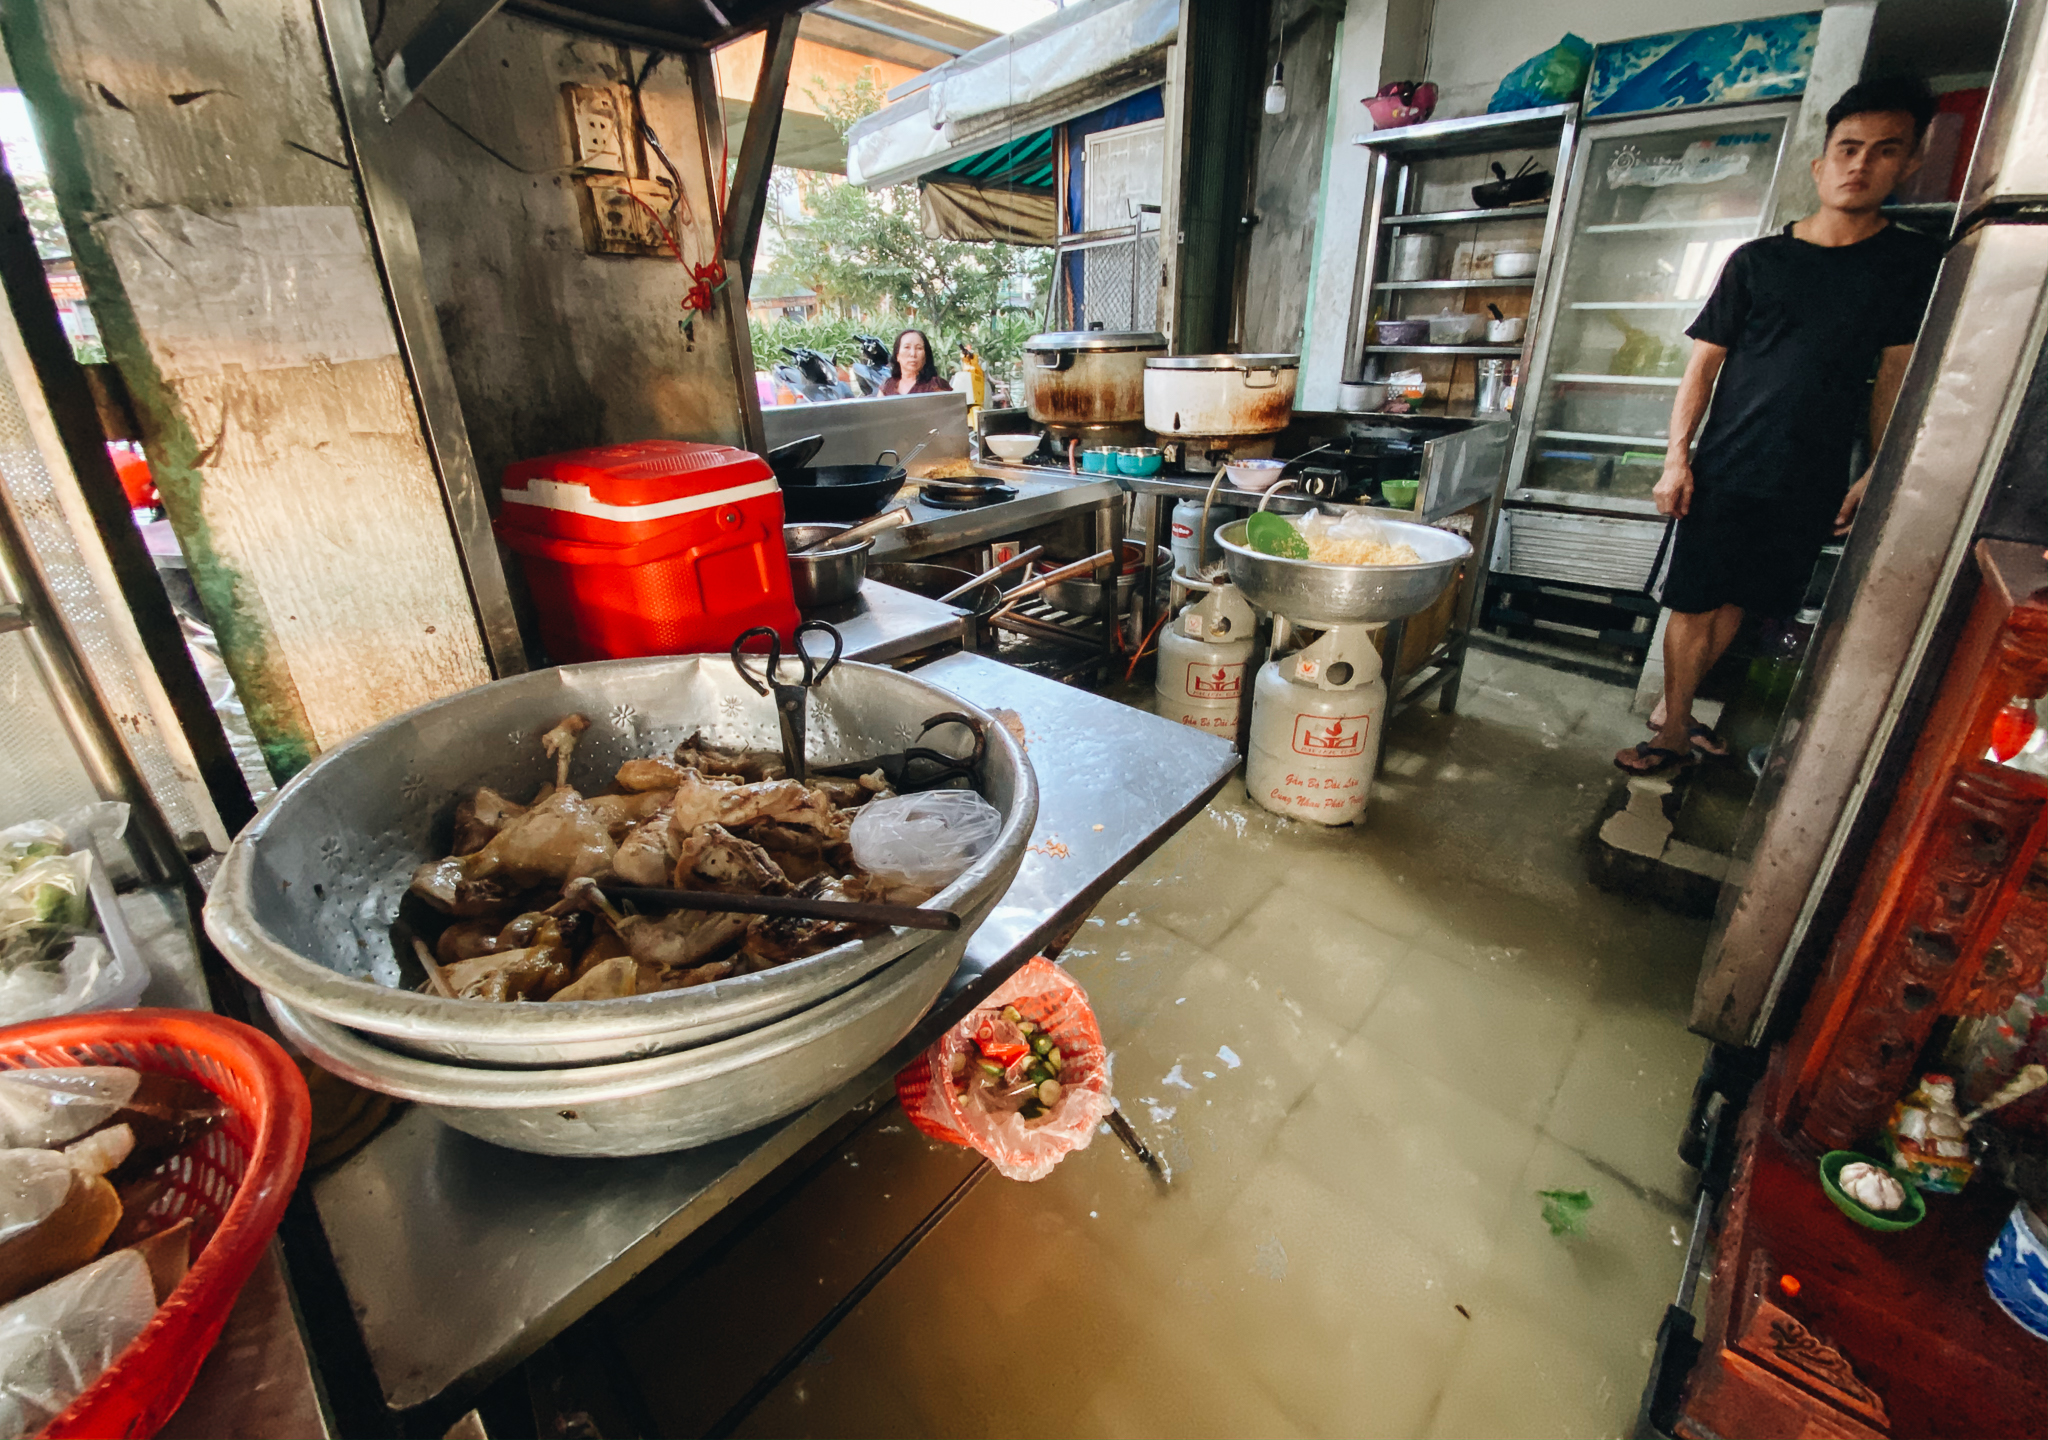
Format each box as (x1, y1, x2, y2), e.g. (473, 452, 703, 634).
(1373, 278, 1537, 290)
(1365, 344, 1527, 356)
(1536, 429, 1671, 447)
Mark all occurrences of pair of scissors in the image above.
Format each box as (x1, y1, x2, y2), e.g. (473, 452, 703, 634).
(815, 712, 985, 792)
(731, 621, 842, 782)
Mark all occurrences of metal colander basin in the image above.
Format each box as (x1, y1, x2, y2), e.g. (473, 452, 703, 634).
(1216, 512, 1472, 627)
(204, 655, 1035, 1067)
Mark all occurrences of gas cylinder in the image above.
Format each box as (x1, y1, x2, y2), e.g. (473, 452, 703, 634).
(1246, 625, 1388, 826)
(1170, 496, 1229, 578)
(1155, 582, 1257, 740)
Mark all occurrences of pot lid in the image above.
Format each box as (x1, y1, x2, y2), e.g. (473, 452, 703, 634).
(1145, 353, 1300, 370)
(1025, 330, 1169, 352)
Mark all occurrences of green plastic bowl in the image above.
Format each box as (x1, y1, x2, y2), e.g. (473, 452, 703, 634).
(1381, 479, 1420, 509)
(1819, 1151, 1925, 1231)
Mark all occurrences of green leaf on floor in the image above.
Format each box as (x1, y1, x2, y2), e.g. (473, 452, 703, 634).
(1538, 1187, 1594, 1236)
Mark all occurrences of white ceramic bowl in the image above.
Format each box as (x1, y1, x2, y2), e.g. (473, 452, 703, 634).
(1491, 249, 1539, 278)
(981, 433, 1042, 463)
(1225, 458, 1288, 492)
(1338, 381, 1389, 413)
(1487, 317, 1525, 343)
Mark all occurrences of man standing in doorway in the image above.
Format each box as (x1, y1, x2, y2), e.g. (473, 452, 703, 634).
(1616, 77, 1943, 776)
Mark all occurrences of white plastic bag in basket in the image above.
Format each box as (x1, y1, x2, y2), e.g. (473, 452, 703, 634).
(0, 1069, 139, 1151)
(0, 1249, 154, 1439)
(848, 791, 1002, 890)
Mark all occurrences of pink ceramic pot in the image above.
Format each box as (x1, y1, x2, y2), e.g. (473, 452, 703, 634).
(1365, 81, 1438, 129)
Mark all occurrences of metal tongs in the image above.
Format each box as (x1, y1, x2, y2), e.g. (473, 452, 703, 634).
(731, 620, 843, 782)
(814, 712, 986, 792)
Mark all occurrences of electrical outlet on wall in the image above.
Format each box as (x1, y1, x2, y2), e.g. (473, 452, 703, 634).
(580, 178, 675, 257)
(563, 83, 628, 174)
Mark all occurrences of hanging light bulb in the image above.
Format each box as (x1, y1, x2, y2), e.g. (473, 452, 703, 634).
(1264, 62, 1287, 116)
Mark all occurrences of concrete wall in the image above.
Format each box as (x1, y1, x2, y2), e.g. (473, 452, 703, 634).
(382, 11, 747, 495)
(1422, 0, 1822, 119)
(1241, 0, 1346, 355)
(1297, 0, 1430, 409)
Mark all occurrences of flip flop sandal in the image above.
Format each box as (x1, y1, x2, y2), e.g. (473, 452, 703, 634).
(1615, 743, 1694, 778)
(1688, 724, 1729, 757)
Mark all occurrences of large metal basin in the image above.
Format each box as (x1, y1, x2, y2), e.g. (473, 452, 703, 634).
(204, 656, 1035, 1067)
(1217, 512, 1473, 627)
(265, 931, 961, 1157)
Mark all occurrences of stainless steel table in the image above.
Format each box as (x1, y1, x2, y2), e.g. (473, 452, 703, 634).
(870, 471, 1124, 565)
(796, 577, 967, 663)
(308, 651, 1238, 1411)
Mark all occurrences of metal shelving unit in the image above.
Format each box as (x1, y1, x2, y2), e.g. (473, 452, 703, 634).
(1365, 342, 1527, 356)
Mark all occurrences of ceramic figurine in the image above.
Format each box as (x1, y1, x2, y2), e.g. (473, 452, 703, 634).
(1886, 1073, 1975, 1195)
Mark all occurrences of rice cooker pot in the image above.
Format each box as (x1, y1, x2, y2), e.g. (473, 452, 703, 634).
(1022, 330, 1167, 430)
(1144, 354, 1301, 438)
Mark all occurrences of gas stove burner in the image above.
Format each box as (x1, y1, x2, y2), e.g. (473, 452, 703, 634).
(919, 480, 1019, 510)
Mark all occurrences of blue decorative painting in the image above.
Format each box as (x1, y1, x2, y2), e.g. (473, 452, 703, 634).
(1587, 14, 1821, 118)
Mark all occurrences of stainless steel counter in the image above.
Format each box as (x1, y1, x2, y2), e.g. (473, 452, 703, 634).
(870, 471, 1125, 564)
(308, 651, 1238, 1411)
(796, 577, 968, 662)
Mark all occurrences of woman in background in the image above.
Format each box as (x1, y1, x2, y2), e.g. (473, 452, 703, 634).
(885, 329, 950, 395)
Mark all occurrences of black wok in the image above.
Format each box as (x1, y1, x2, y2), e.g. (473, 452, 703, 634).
(777, 447, 907, 523)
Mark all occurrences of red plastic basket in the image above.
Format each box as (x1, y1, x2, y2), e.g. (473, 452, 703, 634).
(0, 1010, 311, 1439)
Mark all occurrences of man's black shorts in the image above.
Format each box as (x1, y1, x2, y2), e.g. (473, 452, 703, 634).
(1652, 483, 1834, 618)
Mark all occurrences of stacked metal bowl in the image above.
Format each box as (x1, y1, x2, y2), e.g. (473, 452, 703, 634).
(203, 656, 1036, 1158)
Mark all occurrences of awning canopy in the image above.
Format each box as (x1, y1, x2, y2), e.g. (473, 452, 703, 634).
(846, 0, 1178, 189)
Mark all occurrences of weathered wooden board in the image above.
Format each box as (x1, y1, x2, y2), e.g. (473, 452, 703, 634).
(5, 0, 492, 778)
(1241, 0, 1342, 357)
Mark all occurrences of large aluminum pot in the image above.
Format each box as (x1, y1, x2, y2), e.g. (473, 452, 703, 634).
(1145, 354, 1300, 438)
(204, 655, 1035, 1067)
(265, 930, 962, 1157)
(1021, 330, 1166, 430)
(1217, 511, 1472, 627)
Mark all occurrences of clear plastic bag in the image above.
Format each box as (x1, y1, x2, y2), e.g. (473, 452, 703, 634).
(0, 809, 147, 1025)
(0, 1249, 155, 1440)
(0, 1151, 74, 1248)
(848, 790, 1003, 890)
(0, 1069, 138, 1152)
(896, 958, 1114, 1183)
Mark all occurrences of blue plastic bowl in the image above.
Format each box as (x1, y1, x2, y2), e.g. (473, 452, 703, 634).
(1116, 452, 1163, 477)
(1081, 450, 1113, 474)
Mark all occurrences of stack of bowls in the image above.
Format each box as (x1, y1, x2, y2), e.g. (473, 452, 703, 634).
(203, 656, 1037, 1158)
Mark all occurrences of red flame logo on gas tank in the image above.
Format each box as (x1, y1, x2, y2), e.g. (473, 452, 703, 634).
(1292, 712, 1368, 756)
(1186, 661, 1243, 698)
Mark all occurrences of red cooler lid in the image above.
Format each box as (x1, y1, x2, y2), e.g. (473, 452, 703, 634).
(502, 440, 776, 523)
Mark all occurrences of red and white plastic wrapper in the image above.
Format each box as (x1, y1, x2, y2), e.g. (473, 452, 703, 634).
(895, 957, 1112, 1182)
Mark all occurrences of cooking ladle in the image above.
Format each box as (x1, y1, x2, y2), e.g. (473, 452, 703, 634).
(790, 505, 912, 554)
(935, 545, 1045, 603)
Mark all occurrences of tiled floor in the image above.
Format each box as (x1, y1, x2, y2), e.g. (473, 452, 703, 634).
(736, 650, 1712, 1439)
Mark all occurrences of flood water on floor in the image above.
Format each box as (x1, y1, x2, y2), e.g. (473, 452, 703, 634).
(735, 649, 1712, 1439)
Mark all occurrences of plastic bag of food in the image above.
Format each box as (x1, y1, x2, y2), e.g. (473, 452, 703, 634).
(896, 957, 1114, 1182)
(0, 1248, 155, 1440)
(0, 1069, 138, 1153)
(0, 825, 66, 877)
(1299, 511, 1424, 566)
(1487, 33, 1592, 114)
(848, 790, 1002, 890)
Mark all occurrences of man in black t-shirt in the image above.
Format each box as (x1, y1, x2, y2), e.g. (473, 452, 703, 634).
(1617, 76, 1944, 777)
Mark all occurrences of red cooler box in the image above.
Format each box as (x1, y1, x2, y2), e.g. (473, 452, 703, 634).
(498, 440, 799, 661)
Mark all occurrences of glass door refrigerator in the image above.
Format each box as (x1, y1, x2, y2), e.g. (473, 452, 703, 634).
(1492, 102, 1801, 653)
